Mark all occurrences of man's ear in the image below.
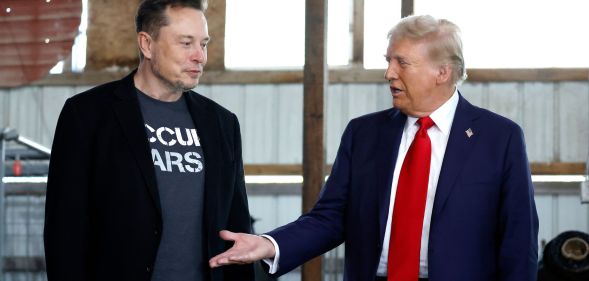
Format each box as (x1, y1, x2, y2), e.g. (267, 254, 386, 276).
(436, 64, 452, 84)
(137, 31, 153, 60)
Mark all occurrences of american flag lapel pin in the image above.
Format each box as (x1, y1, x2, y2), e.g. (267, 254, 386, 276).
(465, 128, 474, 138)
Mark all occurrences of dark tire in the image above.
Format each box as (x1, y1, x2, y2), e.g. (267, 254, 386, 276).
(541, 231, 589, 281)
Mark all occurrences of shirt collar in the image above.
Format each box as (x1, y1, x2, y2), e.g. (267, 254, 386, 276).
(405, 88, 459, 136)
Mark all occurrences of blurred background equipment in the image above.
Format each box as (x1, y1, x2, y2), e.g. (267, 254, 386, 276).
(538, 230, 589, 281)
(0, 128, 50, 280)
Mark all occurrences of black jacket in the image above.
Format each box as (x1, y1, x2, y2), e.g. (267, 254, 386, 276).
(44, 71, 254, 281)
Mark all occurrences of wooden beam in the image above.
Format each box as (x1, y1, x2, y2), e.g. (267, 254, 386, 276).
(205, 0, 226, 71)
(302, 0, 327, 280)
(530, 162, 586, 175)
(31, 68, 589, 86)
(243, 162, 587, 176)
(351, 0, 365, 65)
(466, 68, 589, 82)
(3, 257, 45, 272)
(401, 0, 414, 17)
(244, 164, 304, 175)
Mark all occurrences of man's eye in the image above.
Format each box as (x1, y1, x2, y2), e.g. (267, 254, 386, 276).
(181, 42, 191, 46)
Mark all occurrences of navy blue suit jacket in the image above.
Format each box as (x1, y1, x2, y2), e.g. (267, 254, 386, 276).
(268, 95, 539, 281)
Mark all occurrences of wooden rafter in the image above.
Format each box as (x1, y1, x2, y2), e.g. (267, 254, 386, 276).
(244, 163, 587, 176)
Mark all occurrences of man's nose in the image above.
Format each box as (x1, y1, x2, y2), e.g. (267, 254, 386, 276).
(384, 63, 398, 81)
(191, 46, 206, 63)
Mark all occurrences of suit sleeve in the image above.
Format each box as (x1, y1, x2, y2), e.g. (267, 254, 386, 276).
(222, 113, 255, 280)
(44, 99, 92, 281)
(265, 121, 355, 276)
(498, 125, 539, 281)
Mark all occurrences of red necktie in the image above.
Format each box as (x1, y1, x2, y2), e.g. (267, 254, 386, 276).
(388, 116, 435, 281)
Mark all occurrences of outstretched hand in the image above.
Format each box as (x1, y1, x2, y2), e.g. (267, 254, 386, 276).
(209, 230, 276, 268)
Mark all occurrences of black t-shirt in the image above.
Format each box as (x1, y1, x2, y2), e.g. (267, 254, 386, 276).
(137, 89, 205, 281)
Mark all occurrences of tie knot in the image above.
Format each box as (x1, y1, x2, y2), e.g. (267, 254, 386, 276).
(417, 116, 434, 131)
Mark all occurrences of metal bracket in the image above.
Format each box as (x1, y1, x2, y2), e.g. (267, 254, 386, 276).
(581, 179, 589, 204)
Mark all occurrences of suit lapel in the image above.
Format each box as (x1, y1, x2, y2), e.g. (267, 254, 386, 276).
(184, 93, 229, 237)
(377, 110, 406, 243)
(112, 72, 162, 216)
(432, 94, 480, 217)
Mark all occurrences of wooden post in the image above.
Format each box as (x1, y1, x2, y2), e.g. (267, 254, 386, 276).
(401, 0, 414, 18)
(205, 0, 226, 71)
(352, 0, 364, 66)
(302, 0, 327, 280)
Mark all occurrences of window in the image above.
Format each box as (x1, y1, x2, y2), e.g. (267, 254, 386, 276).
(363, 0, 402, 69)
(414, 0, 589, 68)
(224, 0, 353, 69)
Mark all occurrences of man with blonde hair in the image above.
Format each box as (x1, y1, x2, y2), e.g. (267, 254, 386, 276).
(209, 15, 538, 281)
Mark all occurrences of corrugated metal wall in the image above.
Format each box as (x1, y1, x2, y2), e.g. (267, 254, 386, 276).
(0, 80, 588, 280)
(1, 81, 588, 163)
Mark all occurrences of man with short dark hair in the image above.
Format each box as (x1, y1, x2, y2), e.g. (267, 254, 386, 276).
(43, 1, 254, 280)
(209, 15, 539, 281)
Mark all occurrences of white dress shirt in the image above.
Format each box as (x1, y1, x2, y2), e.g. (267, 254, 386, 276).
(265, 89, 459, 276)
(377, 89, 459, 277)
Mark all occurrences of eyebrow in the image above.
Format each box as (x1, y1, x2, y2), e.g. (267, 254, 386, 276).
(178, 35, 211, 42)
(384, 54, 407, 62)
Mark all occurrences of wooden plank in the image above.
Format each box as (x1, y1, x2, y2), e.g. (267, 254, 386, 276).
(201, 70, 303, 84)
(351, 0, 365, 65)
(31, 68, 589, 86)
(244, 164, 304, 175)
(205, 0, 226, 70)
(3, 256, 45, 272)
(467, 68, 589, 82)
(401, 0, 414, 17)
(243, 162, 586, 175)
(302, 0, 327, 279)
(529, 163, 584, 174)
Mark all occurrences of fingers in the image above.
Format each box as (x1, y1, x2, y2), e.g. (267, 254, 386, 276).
(209, 247, 249, 267)
(209, 231, 251, 267)
(209, 230, 276, 268)
(218, 230, 238, 241)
